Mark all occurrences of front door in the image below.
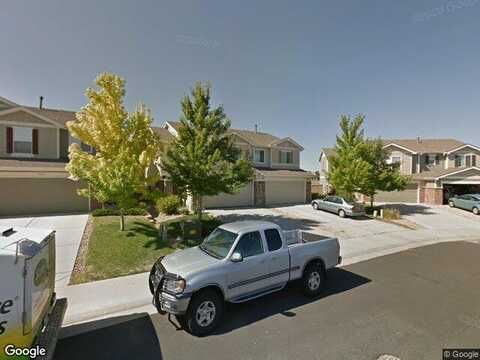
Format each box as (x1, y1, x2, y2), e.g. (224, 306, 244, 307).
(226, 231, 269, 300)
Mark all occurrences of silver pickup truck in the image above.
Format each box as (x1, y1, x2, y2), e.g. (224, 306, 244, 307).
(149, 221, 341, 336)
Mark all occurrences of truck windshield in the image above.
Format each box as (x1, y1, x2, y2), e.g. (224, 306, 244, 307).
(200, 228, 238, 259)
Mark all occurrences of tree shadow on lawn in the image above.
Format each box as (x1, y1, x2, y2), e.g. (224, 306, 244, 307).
(54, 313, 163, 360)
(208, 267, 371, 335)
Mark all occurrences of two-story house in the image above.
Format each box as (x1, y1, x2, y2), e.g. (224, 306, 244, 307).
(319, 138, 480, 205)
(0, 95, 312, 216)
(0, 96, 97, 216)
(157, 121, 313, 208)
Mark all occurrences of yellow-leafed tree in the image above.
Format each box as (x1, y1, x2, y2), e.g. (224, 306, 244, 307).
(66, 73, 160, 230)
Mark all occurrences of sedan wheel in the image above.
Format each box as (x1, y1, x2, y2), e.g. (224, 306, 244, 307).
(312, 202, 319, 210)
(473, 207, 479, 215)
(449, 201, 455, 208)
(338, 209, 346, 218)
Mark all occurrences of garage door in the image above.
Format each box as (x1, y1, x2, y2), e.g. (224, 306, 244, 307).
(265, 180, 306, 205)
(375, 183, 418, 203)
(203, 183, 253, 208)
(0, 178, 89, 216)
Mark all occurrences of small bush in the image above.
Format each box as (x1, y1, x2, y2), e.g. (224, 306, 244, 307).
(383, 208, 401, 220)
(179, 207, 191, 215)
(157, 195, 182, 215)
(92, 207, 147, 217)
(124, 208, 148, 216)
(311, 193, 326, 200)
(364, 205, 382, 216)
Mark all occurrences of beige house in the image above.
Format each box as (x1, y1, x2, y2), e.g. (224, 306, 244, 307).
(156, 121, 313, 208)
(319, 138, 480, 205)
(0, 96, 94, 216)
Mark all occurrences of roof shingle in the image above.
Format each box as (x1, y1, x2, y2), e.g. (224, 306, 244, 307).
(165, 121, 295, 148)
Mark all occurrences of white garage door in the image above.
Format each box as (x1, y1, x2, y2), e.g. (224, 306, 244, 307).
(0, 178, 89, 216)
(203, 183, 253, 208)
(265, 180, 305, 205)
(375, 183, 418, 203)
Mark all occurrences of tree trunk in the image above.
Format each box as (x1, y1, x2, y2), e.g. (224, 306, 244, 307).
(196, 196, 203, 221)
(370, 194, 374, 208)
(119, 210, 125, 231)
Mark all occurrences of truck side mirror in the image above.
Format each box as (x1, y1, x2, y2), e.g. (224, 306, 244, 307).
(231, 252, 243, 262)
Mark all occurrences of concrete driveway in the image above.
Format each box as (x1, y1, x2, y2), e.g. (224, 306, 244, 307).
(0, 214, 88, 288)
(400, 204, 480, 231)
(208, 204, 480, 265)
(53, 241, 480, 360)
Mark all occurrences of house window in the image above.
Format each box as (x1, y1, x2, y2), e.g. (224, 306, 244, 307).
(254, 149, 265, 163)
(391, 156, 401, 164)
(454, 154, 477, 167)
(279, 150, 293, 164)
(466, 154, 476, 167)
(233, 148, 242, 161)
(455, 155, 464, 167)
(13, 127, 32, 154)
(70, 135, 92, 153)
(425, 154, 437, 166)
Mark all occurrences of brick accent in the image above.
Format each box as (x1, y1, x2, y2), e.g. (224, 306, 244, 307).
(254, 181, 265, 207)
(422, 187, 443, 205)
(305, 180, 312, 202)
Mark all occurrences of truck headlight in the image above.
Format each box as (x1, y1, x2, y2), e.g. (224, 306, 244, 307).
(164, 278, 186, 294)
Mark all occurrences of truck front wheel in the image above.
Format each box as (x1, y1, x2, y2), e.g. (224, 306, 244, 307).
(184, 289, 224, 336)
(302, 262, 325, 297)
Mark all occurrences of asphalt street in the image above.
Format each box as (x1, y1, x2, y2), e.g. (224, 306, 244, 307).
(54, 241, 480, 360)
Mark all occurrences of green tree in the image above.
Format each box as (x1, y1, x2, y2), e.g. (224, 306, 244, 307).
(161, 82, 254, 220)
(328, 114, 371, 199)
(66, 73, 160, 230)
(358, 139, 408, 207)
(328, 114, 408, 205)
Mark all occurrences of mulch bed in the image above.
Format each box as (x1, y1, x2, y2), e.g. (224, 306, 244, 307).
(69, 215, 94, 285)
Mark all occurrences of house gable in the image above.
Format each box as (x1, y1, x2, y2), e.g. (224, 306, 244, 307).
(270, 137, 304, 150)
(438, 167, 480, 182)
(231, 133, 251, 145)
(0, 108, 61, 127)
(0, 97, 18, 111)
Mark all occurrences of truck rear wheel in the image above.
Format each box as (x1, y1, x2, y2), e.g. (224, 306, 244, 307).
(302, 262, 325, 297)
(184, 289, 223, 336)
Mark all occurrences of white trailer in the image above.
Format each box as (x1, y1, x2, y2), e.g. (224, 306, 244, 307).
(0, 226, 67, 360)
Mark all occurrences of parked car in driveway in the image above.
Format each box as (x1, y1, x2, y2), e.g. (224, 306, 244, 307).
(311, 196, 365, 218)
(149, 221, 341, 336)
(448, 194, 480, 215)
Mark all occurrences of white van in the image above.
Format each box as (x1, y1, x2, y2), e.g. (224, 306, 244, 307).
(0, 226, 67, 360)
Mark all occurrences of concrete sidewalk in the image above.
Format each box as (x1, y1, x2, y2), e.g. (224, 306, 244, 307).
(0, 214, 89, 288)
(58, 229, 480, 326)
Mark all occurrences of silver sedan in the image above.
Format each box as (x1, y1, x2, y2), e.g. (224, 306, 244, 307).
(311, 196, 365, 218)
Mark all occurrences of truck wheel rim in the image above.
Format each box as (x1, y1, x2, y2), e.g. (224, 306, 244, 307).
(196, 301, 216, 327)
(308, 271, 321, 290)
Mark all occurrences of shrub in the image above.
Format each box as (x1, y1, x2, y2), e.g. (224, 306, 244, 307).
(383, 208, 401, 220)
(92, 207, 147, 217)
(157, 195, 182, 215)
(179, 207, 191, 215)
(364, 205, 382, 216)
(311, 193, 326, 200)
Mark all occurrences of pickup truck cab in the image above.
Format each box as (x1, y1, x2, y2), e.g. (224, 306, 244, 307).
(149, 221, 341, 336)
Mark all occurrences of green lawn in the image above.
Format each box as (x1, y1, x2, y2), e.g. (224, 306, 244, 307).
(71, 215, 222, 284)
